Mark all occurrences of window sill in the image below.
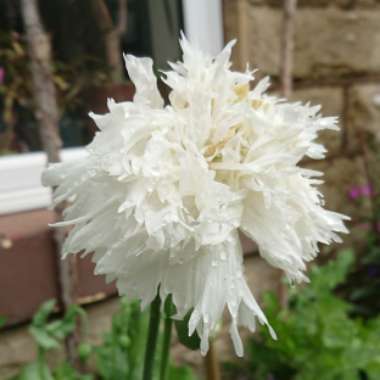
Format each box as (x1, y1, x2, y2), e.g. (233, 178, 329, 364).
(0, 148, 87, 215)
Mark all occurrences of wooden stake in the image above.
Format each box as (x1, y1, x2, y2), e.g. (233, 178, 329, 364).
(20, 0, 81, 369)
(116, 0, 128, 36)
(89, 0, 126, 83)
(279, 0, 298, 308)
(280, 0, 297, 98)
(204, 341, 221, 380)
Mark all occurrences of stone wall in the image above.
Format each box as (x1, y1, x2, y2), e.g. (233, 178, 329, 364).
(224, 0, 380, 253)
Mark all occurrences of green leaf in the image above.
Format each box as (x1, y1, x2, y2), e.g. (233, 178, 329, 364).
(367, 364, 380, 380)
(78, 343, 93, 362)
(29, 300, 85, 352)
(245, 250, 380, 380)
(174, 311, 201, 351)
(32, 300, 56, 327)
(29, 326, 59, 350)
(164, 295, 176, 318)
(17, 362, 54, 380)
(0, 316, 6, 329)
(168, 365, 198, 380)
(94, 297, 148, 380)
(54, 362, 93, 380)
(309, 249, 354, 292)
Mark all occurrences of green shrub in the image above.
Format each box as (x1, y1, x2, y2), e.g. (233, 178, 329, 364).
(10, 297, 197, 380)
(248, 250, 380, 380)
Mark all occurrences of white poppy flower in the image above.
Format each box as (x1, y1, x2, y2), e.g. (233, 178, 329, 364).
(42, 36, 349, 356)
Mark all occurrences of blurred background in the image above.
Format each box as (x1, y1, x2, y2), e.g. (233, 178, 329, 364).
(0, 0, 379, 379)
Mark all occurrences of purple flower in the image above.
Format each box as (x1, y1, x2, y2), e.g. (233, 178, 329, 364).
(348, 186, 361, 200)
(348, 184, 373, 200)
(0, 67, 4, 84)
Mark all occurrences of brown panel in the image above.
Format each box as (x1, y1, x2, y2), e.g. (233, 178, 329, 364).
(0, 210, 116, 327)
(76, 255, 116, 304)
(0, 210, 59, 325)
(85, 83, 136, 114)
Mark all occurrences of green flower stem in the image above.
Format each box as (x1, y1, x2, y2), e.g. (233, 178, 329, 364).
(143, 294, 162, 380)
(37, 348, 47, 380)
(160, 296, 174, 380)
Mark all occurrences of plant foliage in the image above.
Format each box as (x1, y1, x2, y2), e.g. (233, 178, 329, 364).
(248, 250, 380, 380)
(10, 297, 197, 380)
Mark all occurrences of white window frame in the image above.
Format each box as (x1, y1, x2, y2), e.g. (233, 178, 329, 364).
(0, 148, 87, 215)
(182, 0, 224, 56)
(0, 0, 224, 215)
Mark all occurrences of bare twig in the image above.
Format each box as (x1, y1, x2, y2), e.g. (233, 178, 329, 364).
(279, 0, 297, 308)
(20, 0, 61, 163)
(89, 0, 124, 82)
(358, 127, 378, 238)
(20, 0, 81, 369)
(280, 0, 297, 98)
(116, 0, 127, 35)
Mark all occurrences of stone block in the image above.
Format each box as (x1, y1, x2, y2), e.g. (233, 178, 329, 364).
(247, 0, 380, 8)
(82, 298, 120, 346)
(0, 326, 38, 380)
(291, 86, 344, 157)
(348, 84, 380, 145)
(223, 0, 253, 71)
(225, 5, 380, 78)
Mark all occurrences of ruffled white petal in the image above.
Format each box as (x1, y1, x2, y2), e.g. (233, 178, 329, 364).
(94, 230, 275, 357)
(42, 34, 349, 356)
(123, 54, 163, 109)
